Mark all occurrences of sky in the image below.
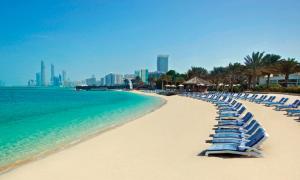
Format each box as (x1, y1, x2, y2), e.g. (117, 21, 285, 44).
(0, 0, 300, 85)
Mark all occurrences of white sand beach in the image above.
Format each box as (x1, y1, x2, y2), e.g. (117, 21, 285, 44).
(2, 91, 300, 180)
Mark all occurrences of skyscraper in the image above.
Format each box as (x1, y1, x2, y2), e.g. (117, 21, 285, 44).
(41, 61, 46, 86)
(36, 72, 41, 86)
(105, 73, 124, 86)
(51, 64, 55, 85)
(140, 69, 149, 84)
(62, 70, 66, 86)
(157, 55, 169, 73)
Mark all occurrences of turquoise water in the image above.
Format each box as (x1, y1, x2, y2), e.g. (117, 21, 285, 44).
(0, 87, 164, 170)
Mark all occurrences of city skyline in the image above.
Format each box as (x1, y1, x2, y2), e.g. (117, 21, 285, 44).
(1, 0, 300, 85)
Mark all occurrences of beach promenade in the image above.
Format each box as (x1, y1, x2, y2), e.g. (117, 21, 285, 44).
(2, 92, 300, 180)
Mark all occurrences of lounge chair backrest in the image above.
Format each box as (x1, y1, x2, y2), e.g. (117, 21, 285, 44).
(233, 103, 242, 109)
(293, 100, 300, 107)
(278, 97, 285, 103)
(241, 112, 253, 123)
(245, 128, 266, 147)
(246, 123, 260, 135)
(231, 100, 237, 105)
(244, 119, 257, 130)
(237, 106, 246, 114)
(292, 100, 299, 105)
(282, 98, 289, 103)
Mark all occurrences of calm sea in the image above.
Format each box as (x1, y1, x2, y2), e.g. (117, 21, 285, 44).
(0, 87, 164, 170)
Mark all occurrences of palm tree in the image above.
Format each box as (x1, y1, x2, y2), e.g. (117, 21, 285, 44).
(244, 52, 265, 89)
(159, 74, 172, 89)
(275, 58, 300, 87)
(148, 77, 157, 89)
(187, 67, 208, 79)
(225, 63, 245, 92)
(209, 66, 227, 90)
(261, 54, 281, 88)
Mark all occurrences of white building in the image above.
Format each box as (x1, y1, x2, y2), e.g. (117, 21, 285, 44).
(259, 73, 300, 86)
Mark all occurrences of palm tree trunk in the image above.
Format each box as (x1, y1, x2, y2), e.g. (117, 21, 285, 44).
(285, 74, 289, 87)
(248, 76, 252, 89)
(266, 74, 270, 88)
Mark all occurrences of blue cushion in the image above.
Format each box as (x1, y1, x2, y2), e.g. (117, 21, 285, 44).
(207, 143, 239, 151)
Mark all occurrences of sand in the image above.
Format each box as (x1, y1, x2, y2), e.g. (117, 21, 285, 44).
(1, 91, 300, 180)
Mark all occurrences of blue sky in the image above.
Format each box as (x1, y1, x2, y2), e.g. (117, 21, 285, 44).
(1, 0, 300, 85)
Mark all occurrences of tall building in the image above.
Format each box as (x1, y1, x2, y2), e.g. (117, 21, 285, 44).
(36, 72, 41, 86)
(28, 80, 35, 86)
(105, 73, 124, 86)
(140, 69, 149, 84)
(86, 76, 97, 86)
(62, 70, 66, 86)
(157, 55, 169, 73)
(134, 70, 141, 78)
(41, 61, 46, 86)
(115, 74, 124, 85)
(51, 64, 55, 85)
(100, 77, 105, 86)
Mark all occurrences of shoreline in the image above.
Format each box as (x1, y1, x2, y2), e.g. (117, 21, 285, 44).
(0, 91, 166, 175)
(2, 92, 300, 179)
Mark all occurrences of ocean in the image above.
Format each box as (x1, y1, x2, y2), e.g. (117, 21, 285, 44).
(0, 87, 164, 171)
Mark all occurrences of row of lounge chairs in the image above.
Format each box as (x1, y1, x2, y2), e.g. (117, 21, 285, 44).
(182, 92, 268, 157)
(229, 93, 300, 117)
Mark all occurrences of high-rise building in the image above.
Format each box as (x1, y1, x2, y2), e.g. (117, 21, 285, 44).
(28, 80, 35, 86)
(115, 74, 124, 85)
(157, 55, 169, 73)
(100, 77, 105, 86)
(105, 73, 124, 86)
(36, 72, 41, 86)
(105, 73, 115, 86)
(86, 76, 97, 86)
(62, 70, 66, 86)
(41, 61, 46, 86)
(51, 64, 55, 85)
(134, 70, 141, 78)
(140, 69, 149, 84)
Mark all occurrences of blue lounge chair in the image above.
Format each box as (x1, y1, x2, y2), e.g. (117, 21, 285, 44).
(275, 100, 300, 111)
(217, 112, 253, 126)
(215, 119, 257, 133)
(205, 128, 268, 157)
(264, 97, 288, 107)
(212, 123, 260, 139)
(219, 106, 246, 119)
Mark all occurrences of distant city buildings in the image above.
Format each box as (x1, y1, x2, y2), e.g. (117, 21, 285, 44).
(100, 77, 105, 86)
(124, 74, 136, 80)
(27, 80, 35, 86)
(157, 55, 169, 73)
(86, 76, 97, 86)
(104, 73, 124, 86)
(35, 72, 41, 86)
(62, 70, 66, 86)
(51, 64, 55, 85)
(29, 61, 69, 87)
(41, 61, 46, 86)
(28, 54, 169, 88)
(140, 69, 149, 84)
